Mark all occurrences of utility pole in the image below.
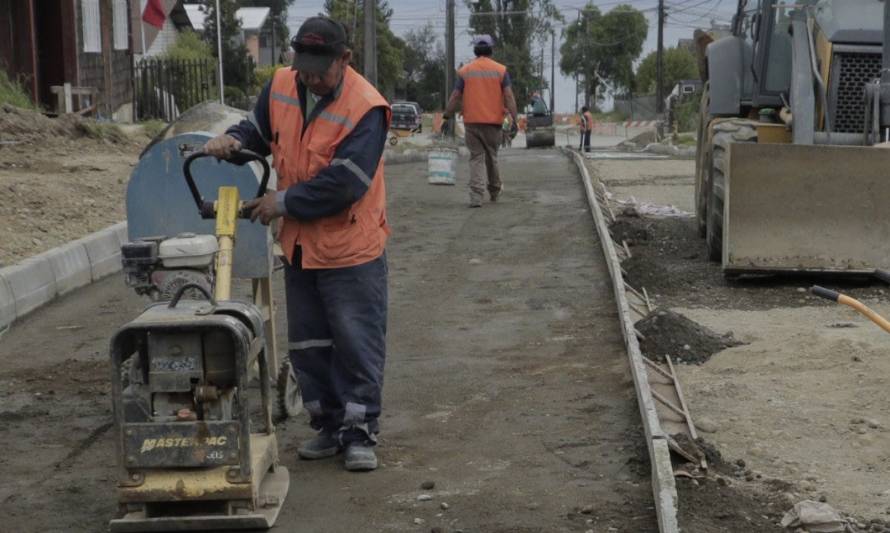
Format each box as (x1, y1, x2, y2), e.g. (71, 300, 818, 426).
(540, 46, 544, 95)
(656, 0, 665, 114)
(363, 0, 377, 86)
(575, 10, 580, 111)
(216, 0, 224, 104)
(550, 31, 556, 113)
(445, 0, 455, 110)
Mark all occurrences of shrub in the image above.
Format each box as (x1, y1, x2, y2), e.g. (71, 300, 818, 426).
(165, 30, 214, 62)
(255, 64, 287, 91)
(0, 69, 36, 110)
(673, 95, 700, 133)
(224, 86, 249, 110)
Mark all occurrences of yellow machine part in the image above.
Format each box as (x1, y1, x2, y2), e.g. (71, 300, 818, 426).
(724, 143, 890, 273)
(118, 434, 278, 504)
(214, 186, 240, 301)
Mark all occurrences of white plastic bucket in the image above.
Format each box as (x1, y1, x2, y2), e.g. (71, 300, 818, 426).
(427, 149, 457, 185)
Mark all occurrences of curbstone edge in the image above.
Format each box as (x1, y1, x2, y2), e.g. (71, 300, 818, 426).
(111, 222, 128, 246)
(0, 274, 15, 329)
(1, 256, 57, 319)
(44, 242, 92, 296)
(81, 226, 124, 281)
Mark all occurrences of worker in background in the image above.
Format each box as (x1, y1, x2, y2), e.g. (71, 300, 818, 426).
(443, 35, 518, 207)
(203, 16, 390, 473)
(580, 106, 593, 152)
(581, 106, 593, 152)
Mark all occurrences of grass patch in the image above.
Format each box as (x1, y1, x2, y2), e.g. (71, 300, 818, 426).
(75, 120, 128, 143)
(591, 110, 629, 123)
(140, 119, 168, 139)
(0, 70, 36, 110)
(672, 132, 696, 146)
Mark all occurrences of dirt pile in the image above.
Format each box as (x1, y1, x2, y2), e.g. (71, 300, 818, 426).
(0, 104, 132, 145)
(636, 309, 742, 364)
(612, 214, 888, 310)
(618, 129, 658, 151)
(0, 105, 147, 265)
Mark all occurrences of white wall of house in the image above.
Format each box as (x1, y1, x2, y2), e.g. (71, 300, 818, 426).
(144, 17, 179, 57)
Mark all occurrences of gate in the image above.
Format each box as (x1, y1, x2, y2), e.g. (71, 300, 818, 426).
(135, 58, 215, 122)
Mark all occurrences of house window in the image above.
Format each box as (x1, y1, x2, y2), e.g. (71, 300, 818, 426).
(81, 0, 101, 53)
(113, 0, 129, 50)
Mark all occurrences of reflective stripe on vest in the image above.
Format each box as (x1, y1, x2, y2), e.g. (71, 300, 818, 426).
(459, 57, 507, 125)
(268, 66, 392, 269)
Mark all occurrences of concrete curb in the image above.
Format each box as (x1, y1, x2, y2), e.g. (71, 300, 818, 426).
(0, 221, 128, 330)
(565, 147, 679, 533)
(81, 223, 127, 281)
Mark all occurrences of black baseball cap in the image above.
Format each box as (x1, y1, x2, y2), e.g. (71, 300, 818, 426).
(291, 16, 348, 73)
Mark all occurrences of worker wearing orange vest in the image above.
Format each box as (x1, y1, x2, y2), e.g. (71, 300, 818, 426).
(203, 17, 390, 472)
(443, 35, 518, 207)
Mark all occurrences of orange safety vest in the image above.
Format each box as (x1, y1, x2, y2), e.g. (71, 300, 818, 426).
(458, 57, 508, 125)
(268, 66, 392, 269)
(583, 111, 594, 132)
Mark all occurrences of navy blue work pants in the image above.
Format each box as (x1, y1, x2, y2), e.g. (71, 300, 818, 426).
(283, 246, 388, 445)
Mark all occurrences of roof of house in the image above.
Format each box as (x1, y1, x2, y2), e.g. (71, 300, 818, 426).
(183, 4, 270, 32)
(238, 7, 271, 31)
(183, 4, 206, 31)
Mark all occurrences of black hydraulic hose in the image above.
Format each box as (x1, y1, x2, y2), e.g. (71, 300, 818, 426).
(168, 283, 216, 308)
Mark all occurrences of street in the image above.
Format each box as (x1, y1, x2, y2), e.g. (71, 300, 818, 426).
(0, 149, 657, 532)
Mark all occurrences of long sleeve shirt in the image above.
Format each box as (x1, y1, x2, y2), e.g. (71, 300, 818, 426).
(225, 76, 388, 221)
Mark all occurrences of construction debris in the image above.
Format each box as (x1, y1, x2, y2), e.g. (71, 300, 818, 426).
(780, 500, 848, 532)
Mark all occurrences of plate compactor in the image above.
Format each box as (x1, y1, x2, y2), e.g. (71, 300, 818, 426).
(108, 150, 289, 532)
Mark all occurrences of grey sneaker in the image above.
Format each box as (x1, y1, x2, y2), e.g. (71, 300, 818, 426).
(344, 443, 378, 471)
(297, 432, 341, 460)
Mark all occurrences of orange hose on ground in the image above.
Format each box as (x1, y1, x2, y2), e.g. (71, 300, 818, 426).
(837, 294, 890, 335)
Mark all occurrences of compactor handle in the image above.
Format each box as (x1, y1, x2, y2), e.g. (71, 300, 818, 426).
(182, 150, 271, 219)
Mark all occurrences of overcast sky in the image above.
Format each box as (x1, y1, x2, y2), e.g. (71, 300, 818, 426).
(286, 0, 737, 113)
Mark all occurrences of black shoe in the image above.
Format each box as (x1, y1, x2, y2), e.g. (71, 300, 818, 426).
(297, 432, 341, 460)
(344, 443, 378, 471)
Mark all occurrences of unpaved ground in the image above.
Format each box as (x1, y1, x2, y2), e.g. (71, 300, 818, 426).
(0, 151, 659, 532)
(0, 105, 148, 265)
(587, 155, 890, 529)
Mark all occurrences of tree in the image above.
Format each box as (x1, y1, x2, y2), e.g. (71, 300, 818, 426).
(559, 3, 647, 107)
(465, 0, 564, 111)
(241, 0, 295, 59)
(634, 47, 698, 96)
(164, 30, 214, 62)
(323, 0, 405, 98)
(402, 23, 446, 110)
(203, 0, 256, 100)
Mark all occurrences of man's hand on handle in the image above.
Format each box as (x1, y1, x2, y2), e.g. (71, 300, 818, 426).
(243, 192, 282, 226)
(203, 134, 280, 225)
(203, 134, 242, 160)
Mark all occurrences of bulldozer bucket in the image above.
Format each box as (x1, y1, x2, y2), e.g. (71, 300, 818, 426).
(724, 143, 890, 274)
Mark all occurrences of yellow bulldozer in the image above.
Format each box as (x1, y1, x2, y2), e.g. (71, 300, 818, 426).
(695, 0, 890, 275)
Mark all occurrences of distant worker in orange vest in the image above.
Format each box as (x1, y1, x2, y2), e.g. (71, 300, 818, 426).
(443, 35, 518, 207)
(203, 16, 390, 472)
(580, 106, 593, 152)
